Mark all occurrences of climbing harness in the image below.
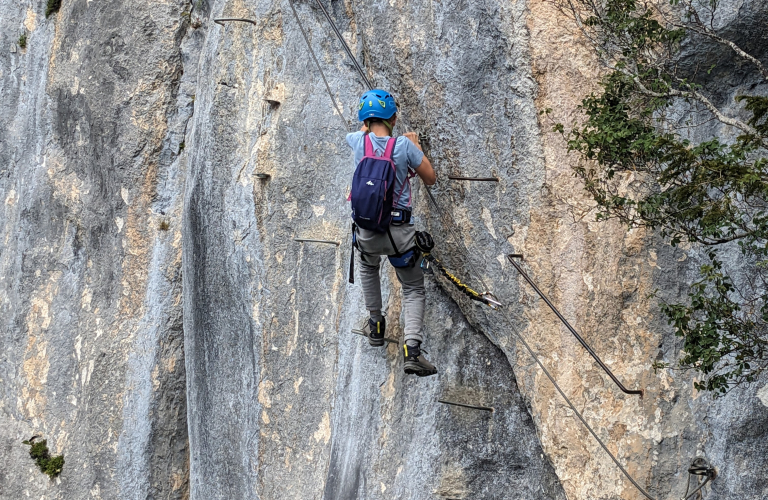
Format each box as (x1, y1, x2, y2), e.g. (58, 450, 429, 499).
(283, 3, 718, 498)
(508, 255, 643, 397)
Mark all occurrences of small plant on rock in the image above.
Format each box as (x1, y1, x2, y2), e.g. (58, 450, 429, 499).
(46, 0, 62, 18)
(18, 33, 27, 49)
(22, 436, 65, 479)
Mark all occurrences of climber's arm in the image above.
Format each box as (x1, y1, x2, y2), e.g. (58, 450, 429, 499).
(414, 157, 436, 185)
(404, 132, 436, 186)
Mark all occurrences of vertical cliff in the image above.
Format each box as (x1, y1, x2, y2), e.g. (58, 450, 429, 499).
(1, 0, 766, 499)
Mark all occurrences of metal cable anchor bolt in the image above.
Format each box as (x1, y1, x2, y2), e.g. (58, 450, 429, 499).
(481, 292, 502, 309)
(213, 18, 257, 26)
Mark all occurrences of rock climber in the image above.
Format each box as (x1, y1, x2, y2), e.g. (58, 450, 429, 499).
(347, 89, 438, 377)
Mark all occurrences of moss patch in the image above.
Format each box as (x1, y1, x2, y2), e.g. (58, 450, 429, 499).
(22, 437, 65, 479)
(18, 33, 27, 49)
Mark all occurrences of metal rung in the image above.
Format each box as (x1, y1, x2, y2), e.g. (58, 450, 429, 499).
(438, 399, 494, 412)
(214, 18, 257, 26)
(351, 329, 398, 344)
(448, 176, 498, 182)
(294, 238, 340, 246)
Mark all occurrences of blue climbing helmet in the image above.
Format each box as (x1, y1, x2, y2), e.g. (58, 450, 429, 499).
(358, 89, 398, 122)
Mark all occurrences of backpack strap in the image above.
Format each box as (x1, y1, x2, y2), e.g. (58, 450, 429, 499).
(382, 137, 396, 160)
(392, 138, 416, 207)
(349, 223, 358, 284)
(363, 133, 373, 158)
(363, 134, 395, 159)
(386, 227, 401, 257)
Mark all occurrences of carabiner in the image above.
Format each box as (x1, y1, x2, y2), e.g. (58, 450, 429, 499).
(420, 256, 433, 274)
(481, 292, 502, 309)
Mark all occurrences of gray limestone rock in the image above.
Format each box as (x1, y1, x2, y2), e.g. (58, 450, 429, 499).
(1, 0, 767, 499)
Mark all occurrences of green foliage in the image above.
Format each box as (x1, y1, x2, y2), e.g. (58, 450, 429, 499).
(178, 141, 185, 154)
(46, 0, 62, 18)
(559, 0, 768, 393)
(22, 437, 65, 479)
(659, 253, 767, 392)
(18, 33, 27, 49)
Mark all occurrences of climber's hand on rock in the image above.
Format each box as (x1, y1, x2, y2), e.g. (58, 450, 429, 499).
(404, 132, 422, 151)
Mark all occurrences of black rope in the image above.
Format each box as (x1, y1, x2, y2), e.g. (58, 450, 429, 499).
(310, 0, 373, 90)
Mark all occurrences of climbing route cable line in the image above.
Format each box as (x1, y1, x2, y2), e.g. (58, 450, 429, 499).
(308, 0, 373, 90)
(272, 3, 718, 498)
(287, 0, 351, 131)
(508, 256, 643, 396)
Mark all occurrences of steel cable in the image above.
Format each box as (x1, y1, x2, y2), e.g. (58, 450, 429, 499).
(287, 0, 350, 131)
(310, 0, 373, 90)
(508, 257, 643, 396)
(422, 188, 659, 500)
(422, 186, 494, 294)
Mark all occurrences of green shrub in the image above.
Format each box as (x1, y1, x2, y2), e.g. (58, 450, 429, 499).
(18, 33, 27, 49)
(22, 437, 65, 479)
(46, 0, 62, 18)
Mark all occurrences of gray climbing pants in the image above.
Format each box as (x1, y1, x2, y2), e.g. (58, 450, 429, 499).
(356, 223, 425, 344)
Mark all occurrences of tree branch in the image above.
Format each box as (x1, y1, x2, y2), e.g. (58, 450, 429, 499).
(622, 70, 765, 139)
(679, 24, 768, 81)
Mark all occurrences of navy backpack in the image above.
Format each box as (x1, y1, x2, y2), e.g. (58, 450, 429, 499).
(350, 134, 397, 232)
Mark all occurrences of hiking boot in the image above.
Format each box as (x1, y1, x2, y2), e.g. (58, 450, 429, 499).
(403, 342, 437, 377)
(368, 317, 386, 347)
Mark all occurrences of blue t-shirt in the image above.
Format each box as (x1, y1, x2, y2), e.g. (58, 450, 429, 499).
(346, 131, 424, 210)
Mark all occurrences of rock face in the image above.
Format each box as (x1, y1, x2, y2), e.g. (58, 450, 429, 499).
(0, 1, 766, 499)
